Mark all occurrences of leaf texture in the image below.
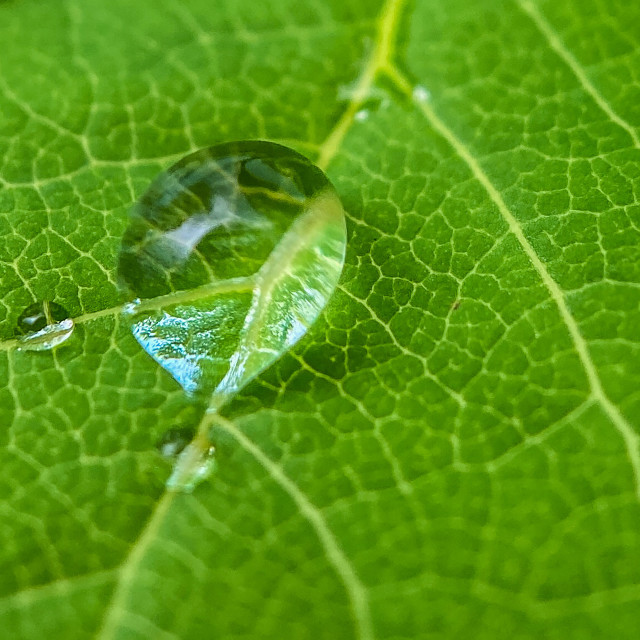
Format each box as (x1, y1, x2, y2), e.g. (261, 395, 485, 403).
(0, 0, 639, 638)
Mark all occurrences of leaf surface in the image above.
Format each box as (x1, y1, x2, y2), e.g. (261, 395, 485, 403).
(1, 0, 639, 638)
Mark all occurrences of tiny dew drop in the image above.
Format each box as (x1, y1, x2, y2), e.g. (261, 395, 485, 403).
(118, 141, 347, 491)
(156, 426, 196, 459)
(412, 84, 431, 103)
(166, 441, 216, 493)
(16, 301, 75, 352)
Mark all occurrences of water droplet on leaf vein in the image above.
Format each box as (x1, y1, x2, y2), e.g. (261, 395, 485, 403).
(15, 301, 75, 352)
(118, 141, 347, 490)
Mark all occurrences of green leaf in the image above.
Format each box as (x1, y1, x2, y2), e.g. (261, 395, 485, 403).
(1, 0, 639, 638)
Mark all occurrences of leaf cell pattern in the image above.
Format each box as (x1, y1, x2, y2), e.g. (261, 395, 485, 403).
(0, 0, 639, 638)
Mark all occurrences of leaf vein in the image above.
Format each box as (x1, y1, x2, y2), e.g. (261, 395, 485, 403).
(517, 0, 640, 148)
(383, 66, 640, 499)
(0, 569, 117, 614)
(215, 416, 375, 640)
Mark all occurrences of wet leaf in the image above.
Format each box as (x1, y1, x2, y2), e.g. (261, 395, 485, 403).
(0, 0, 639, 638)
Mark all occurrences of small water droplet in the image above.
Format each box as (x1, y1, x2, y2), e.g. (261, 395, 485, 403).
(412, 84, 431, 103)
(156, 426, 196, 458)
(355, 109, 370, 122)
(167, 440, 216, 492)
(16, 301, 75, 352)
(118, 141, 346, 400)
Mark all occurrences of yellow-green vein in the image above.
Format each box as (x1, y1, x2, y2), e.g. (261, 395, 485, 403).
(384, 64, 640, 499)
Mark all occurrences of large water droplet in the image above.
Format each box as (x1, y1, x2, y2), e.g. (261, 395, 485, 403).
(16, 301, 75, 352)
(119, 141, 346, 399)
(118, 141, 346, 490)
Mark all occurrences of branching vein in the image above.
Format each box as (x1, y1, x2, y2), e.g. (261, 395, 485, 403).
(517, 0, 640, 148)
(383, 65, 640, 499)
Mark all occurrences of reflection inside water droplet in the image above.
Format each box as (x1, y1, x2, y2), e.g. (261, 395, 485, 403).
(16, 301, 75, 352)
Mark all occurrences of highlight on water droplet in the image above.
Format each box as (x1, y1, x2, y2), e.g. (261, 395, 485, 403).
(412, 84, 431, 103)
(16, 301, 75, 352)
(118, 140, 347, 490)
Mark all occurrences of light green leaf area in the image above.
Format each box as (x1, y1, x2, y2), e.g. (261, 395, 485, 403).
(1, 0, 639, 637)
